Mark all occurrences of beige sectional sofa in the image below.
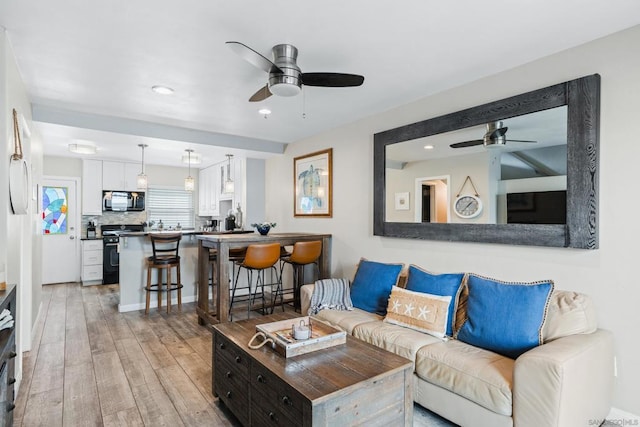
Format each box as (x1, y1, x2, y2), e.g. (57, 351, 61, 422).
(300, 283, 614, 427)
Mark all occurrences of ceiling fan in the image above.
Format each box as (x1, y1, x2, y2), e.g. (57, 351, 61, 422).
(226, 41, 365, 102)
(449, 121, 536, 149)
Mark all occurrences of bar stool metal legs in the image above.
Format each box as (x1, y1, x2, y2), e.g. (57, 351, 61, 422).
(276, 240, 322, 312)
(229, 243, 281, 320)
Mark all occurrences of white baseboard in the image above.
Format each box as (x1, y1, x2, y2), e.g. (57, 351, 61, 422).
(608, 407, 640, 423)
(118, 295, 197, 313)
(29, 301, 43, 351)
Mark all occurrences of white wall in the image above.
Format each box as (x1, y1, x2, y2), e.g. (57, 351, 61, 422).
(1, 28, 44, 392)
(265, 25, 640, 415)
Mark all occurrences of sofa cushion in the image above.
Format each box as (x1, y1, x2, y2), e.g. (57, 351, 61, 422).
(405, 265, 465, 336)
(312, 307, 382, 334)
(415, 339, 514, 416)
(353, 320, 442, 362)
(384, 286, 452, 339)
(543, 290, 597, 342)
(456, 274, 554, 359)
(350, 259, 403, 315)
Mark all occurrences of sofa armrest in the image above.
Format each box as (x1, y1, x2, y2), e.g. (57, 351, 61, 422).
(513, 329, 614, 427)
(300, 284, 315, 316)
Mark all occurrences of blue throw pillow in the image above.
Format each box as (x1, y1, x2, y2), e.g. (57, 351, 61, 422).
(405, 265, 464, 336)
(350, 259, 403, 315)
(456, 274, 554, 359)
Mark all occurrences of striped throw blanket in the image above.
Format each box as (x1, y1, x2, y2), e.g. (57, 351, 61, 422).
(309, 278, 353, 315)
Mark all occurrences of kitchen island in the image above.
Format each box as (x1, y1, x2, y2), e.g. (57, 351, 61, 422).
(117, 231, 202, 312)
(196, 232, 332, 325)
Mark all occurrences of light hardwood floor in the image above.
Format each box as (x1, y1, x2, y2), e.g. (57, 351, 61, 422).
(15, 282, 453, 427)
(15, 282, 241, 427)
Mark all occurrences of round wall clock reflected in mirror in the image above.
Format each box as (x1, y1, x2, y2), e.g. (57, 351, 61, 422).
(454, 195, 483, 219)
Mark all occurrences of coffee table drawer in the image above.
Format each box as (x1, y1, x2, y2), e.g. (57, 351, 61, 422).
(216, 368, 249, 426)
(251, 391, 300, 427)
(216, 356, 249, 392)
(250, 363, 304, 420)
(214, 332, 250, 378)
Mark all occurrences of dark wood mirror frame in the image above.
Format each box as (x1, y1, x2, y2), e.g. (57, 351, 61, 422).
(373, 74, 600, 249)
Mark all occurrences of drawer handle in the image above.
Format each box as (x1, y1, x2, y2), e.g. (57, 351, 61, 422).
(225, 371, 232, 379)
(9, 352, 16, 359)
(282, 395, 291, 406)
(7, 403, 15, 412)
(226, 391, 232, 399)
(235, 356, 241, 363)
(8, 378, 16, 385)
(269, 411, 276, 421)
(219, 342, 226, 349)
(257, 374, 265, 383)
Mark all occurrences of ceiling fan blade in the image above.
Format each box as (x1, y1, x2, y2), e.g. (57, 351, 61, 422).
(450, 140, 484, 149)
(226, 41, 283, 74)
(301, 72, 364, 87)
(506, 139, 537, 143)
(249, 84, 272, 102)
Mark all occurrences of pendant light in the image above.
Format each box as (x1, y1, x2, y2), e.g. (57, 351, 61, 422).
(137, 144, 148, 189)
(224, 154, 234, 193)
(184, 149, 195, 192)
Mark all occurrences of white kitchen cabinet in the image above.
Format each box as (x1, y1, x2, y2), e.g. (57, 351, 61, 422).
(81, 239, 103, 285)
(103, 161, 141, 191)
(82, 159, 103, 215)
(198, 166, 219, 217)
(124, 162, 141, 191)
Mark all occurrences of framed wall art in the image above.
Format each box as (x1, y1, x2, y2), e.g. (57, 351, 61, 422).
(294, 148, 332, 217)
(395, 192, 410, 210)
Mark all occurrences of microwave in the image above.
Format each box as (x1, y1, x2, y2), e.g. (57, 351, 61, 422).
(102, 191, 145, 212)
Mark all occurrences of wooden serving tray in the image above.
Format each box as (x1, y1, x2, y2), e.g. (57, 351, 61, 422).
(256, 316, 346, 358)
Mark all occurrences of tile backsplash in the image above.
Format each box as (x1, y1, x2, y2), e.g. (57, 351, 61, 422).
(81, 211, 214, 237)
(81, 211, 147, 237)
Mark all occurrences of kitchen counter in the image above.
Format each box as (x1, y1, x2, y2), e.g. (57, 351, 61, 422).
(116, 229, 256, 311)
(118, 229, 254, 237)
(80, 237, 103, 240)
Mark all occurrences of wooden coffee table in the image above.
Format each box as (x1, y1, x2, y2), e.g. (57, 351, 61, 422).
(211, 312, 414, 426)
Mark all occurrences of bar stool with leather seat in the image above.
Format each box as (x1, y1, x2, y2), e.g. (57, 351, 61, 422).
(145, 233, 183, 314)
(276, 240, 322, 312)
(229, 243, 281, 320)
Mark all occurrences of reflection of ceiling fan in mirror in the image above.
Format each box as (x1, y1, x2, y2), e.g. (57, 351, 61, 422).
(450, 121, 536, 149)
(226, 41, 365, 102)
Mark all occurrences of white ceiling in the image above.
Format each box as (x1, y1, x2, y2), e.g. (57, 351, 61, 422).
(1, 1, 639, 168)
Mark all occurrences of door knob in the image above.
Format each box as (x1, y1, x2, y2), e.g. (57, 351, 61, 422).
(70, 236, 75, 240)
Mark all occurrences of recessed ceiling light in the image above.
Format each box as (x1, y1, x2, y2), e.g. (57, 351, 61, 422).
(152, 85, 174, 95)
(258, 108, 272, 116)
(423, 145, 434, 150)
(68, 143, 97, 155)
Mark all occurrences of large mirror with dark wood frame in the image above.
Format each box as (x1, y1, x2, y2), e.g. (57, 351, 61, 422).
(373, 74, 600, 249)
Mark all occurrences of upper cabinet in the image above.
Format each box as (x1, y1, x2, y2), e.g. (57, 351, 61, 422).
(198, 166, 219, 217)
(82, 159, 103, 215)
(103, 161, 141, 191)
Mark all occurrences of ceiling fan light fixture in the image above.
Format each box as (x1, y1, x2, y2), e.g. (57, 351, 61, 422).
(269, 81, 302, 97)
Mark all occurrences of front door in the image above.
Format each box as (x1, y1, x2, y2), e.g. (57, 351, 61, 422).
(41, 177, 80, 284)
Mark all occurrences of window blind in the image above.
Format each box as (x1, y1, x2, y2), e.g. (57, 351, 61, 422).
(146, 187, 194, 229)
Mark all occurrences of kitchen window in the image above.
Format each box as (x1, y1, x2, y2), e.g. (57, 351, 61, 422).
(146, 187, 194, 229)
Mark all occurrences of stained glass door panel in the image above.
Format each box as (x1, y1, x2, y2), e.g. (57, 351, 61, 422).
(42, 186, 68, 235)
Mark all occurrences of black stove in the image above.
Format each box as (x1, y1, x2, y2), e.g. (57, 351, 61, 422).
(100, 224, 145, 284)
